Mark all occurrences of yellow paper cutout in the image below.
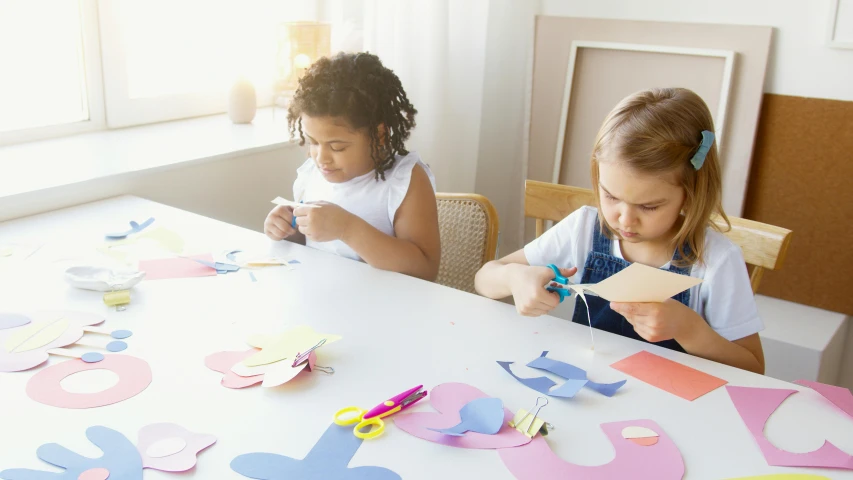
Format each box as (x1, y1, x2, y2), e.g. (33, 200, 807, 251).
(242, 325, 342, 367)
(103, 290, 131, 306)
(726, 475, 830, 479)
(101, 227, 185, 256)
(509, 408, 545, 438)
(4, 318, 69, 353)
(0, 247, 12, 257)
(572, 263, 701, 303)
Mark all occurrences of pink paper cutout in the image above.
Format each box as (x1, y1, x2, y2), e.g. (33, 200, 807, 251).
(205, 349, 264, 388)
(138, 254, 217, 280)
(498, 419, 685, 480)
(393, 383, 532, 449)
(26, 354, 152, 409)
(611, 350, 727, 401)
(726, 385, 853, 470)
(137, 422, 217, 472)
(0, 310, 104, 372)
(795, 380, 853, 420)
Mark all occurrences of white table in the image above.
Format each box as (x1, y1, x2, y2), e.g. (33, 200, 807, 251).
(1, 195, 851, 479)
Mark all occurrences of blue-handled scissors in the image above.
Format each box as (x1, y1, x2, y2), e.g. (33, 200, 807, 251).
(545, 263, 574, 303)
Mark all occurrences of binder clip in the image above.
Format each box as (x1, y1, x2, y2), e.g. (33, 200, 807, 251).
(103, 289, 130, 311)
(509, 396, 553, 438)
(292, 338, 334, 374)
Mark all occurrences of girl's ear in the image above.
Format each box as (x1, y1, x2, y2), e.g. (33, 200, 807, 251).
(377, 124, 387, 146)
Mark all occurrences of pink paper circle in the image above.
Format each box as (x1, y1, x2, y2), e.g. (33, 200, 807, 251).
(26, 354, 151, 409)
(78, 467, 110, 480)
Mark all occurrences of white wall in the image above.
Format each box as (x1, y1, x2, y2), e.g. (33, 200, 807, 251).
(0, 146, 305, 233)
(539, 0, 853, 102)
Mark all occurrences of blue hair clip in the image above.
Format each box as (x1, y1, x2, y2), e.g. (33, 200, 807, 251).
(690, 130, 714, 170)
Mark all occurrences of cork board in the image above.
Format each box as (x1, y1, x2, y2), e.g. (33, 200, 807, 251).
(743, 94, 853, 315)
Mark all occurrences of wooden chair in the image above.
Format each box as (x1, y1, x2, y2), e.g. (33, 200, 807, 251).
(435, 193, 500, 293)
(524, 180, 792, 292)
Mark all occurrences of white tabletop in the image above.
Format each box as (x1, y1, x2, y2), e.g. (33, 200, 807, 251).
(0, 195, 851, 479)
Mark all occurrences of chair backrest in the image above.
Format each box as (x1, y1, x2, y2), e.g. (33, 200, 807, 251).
(524, 180, 792, 293)
(435, 193, 499, 293)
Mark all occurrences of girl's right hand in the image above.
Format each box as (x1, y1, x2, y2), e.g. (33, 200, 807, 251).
(509, 265, 577, 317)
(264, 205, 297, 241)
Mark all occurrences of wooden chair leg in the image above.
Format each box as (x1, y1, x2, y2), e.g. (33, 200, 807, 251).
(535, 219, 545, 239)
(750, 266, 765, 294)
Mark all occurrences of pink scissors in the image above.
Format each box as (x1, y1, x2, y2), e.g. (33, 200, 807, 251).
(334, 385, 427, 439)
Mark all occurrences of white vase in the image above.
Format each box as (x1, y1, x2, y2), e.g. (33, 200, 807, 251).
(228, 78, 257, 124)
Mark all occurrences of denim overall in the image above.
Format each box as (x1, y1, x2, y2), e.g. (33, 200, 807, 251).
(571, 218, 692, 353)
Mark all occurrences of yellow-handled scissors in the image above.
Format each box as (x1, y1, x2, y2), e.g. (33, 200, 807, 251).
(334, 385, 427, 440)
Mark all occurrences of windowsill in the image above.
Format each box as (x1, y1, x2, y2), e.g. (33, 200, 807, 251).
(0, 107, 296, 200)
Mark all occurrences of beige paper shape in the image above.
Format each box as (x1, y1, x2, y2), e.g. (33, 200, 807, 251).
(4, 318, 69, 353)
(271, 197, 320, 209)
(241, 325, 342, 367)
(575, 263, 701, 303)
(261, 360, 307, 388)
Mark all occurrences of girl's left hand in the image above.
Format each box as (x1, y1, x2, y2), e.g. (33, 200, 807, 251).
(293, 202, 355, 242)
(610, 299, 704, 343)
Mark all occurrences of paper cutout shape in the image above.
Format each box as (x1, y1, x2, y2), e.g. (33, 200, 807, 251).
(241, 325, 342, 367)
(726, 385, 853, 470)
(0, 313, 30, 330)
(427, 397, 504, 436)
(394, 383, 532, 449)
(139, 254, 218, 280)
(231, 423, 400, 480)
(726, 475, 830, 479)
(81, 352, 104, 363)
(0, 310, 104, 372)
(498, 361, 588, 398)
(271, 197, 321, 209)
(193, 258, 240, 273)
(498, 419, 685, 480)
(107, 340, 128, 352)
(205, 349, 265, 388)
(105, 217, 155, 239)
(136, 423, 216, 472)
(621, 426, 659, 446)
(27, 354, 152, 409)
(4, 318, 69, 353)
(795, 380, 853, 419)
(610, 350, 727, 401)
(0, 423, 214, 479)
(526, 351, 626, 397)
(569, 262, 702, 303)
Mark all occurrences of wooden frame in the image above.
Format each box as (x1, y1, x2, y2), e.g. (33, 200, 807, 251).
(827, 0, 853, 49)
(524, 180, 792, 292)
(552, 41, 735, 184)
(436, 193, 500, 264)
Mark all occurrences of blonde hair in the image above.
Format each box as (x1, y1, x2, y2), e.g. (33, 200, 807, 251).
(590, 88, 729, 267)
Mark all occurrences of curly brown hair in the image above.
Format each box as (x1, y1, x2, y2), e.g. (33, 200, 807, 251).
(287, 52, 417, 180)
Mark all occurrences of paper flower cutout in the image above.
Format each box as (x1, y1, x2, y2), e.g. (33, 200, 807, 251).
(205, 349, 264, 388)
(0, 310, 104, 372)
(231, 423, 400, 480)
(206, 348, 320, 388)
(137, 423, 217, 472)
(241, 325, 341, 367)
(0, 423, 215, 480)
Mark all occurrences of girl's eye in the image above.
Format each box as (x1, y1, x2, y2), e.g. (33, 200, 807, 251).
(330, 146, 346, 153)
(640, 205, 659, 212)
(605, 193, 617, 201)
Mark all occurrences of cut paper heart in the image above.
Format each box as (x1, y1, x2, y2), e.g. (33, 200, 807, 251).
(726, 386, 853, 470)
(0, 310, 104, 372)
(497, 419, 685, 480)
(105, 217, 155, 239)
(427, 397, 504, 436)
(611, 350, 727, 401)
(231, 423, 400, 480)
(497, 361, 588, 398)
(241, 325, 341, 367)
(393, 383, 532, 449)
(525, 351, 626, 397)
(794, 379, 853, 420)
(0, 423, 214, 480)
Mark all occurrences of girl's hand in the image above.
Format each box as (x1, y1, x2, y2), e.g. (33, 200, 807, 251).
(264, 205, 297, 241)
(610, 299, 705, 343)
(294, 202, 356, 242)
(509, 265, 577, 317)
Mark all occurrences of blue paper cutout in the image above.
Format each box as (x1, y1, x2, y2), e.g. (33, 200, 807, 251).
(0, 313, 30, 331)
(105, 217, 155, 240)
(527, 351, 626, 397)
(427, 397, 504, 436)
(81, 352, 104, 363)
(106, 341, 127, 352)
(288, 260, 301, 265)
(0, 426, 143, 480)
(249, 272, 257, 282)
(111, 330, 132, 339)
(231, 423, 400, 480)
(226, 250, 242, 262)
(497, 361, 587, 398)
(193, 259, 240, 274)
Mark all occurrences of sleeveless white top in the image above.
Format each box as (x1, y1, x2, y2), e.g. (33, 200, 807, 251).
(292, 152, 436, 262)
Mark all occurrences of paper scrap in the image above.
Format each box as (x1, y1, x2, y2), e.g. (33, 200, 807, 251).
(271, 197, 320, 209)
(393, 383, 532, 449)
(498, 361, 587, 398)
(621, 426, 659, 446)
(527, 351, 626, 397)
(794, 379, 853, 419)
(105, 217, 155, 239)
(139, 254, 217, 280)
(428, 397, 504, 436)
(205, 349, 264, 389)
(610, 350, 726, 401)
(572, 262, 702, 303)
(241, 325, 341, 367)
(497, 419, 685, 480)
(726, 386, 853, 470)
(231, 423, 401, 480)
(137, 423, 216, 472)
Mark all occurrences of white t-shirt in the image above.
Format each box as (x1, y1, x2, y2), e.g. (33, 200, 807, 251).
(292, 152, 436, 262)
(523, 206, 764, 342)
